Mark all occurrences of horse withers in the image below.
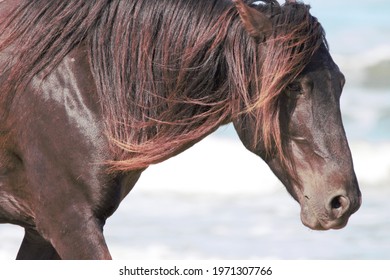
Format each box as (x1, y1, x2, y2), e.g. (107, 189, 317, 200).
(0, 0, 361, 259)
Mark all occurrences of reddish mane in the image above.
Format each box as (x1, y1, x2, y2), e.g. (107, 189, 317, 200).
(0, 0, 325, 172)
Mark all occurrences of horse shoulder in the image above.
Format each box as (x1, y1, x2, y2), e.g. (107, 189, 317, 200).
(4, 47, 139, 227)
(21, 49, 105, 200)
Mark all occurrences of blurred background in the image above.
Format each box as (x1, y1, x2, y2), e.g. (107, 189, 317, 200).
(1, 0, 389, 259)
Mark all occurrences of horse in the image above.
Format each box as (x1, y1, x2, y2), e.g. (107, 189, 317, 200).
(0, 0, 361, 259)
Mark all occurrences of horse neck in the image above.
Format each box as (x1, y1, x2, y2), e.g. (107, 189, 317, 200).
(88, 1, 261, 170)
(91, 3, 237, 129)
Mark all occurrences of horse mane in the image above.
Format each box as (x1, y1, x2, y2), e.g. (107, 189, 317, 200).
(0, 0, 325, 172)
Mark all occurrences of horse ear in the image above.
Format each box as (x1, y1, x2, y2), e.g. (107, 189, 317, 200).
(232, 0, 272, 42)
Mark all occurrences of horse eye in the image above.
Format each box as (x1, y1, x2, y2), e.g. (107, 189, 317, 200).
(285, 82, 303, 97)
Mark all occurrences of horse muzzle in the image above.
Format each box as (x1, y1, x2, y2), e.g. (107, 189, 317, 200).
(299, 190, 362, 230)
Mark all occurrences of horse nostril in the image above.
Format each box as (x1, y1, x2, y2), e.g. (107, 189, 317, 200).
(329, 195, 350, 219)
(331, 196, 342, 209)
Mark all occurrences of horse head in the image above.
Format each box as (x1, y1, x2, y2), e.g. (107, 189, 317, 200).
(232, 0, 361, 230)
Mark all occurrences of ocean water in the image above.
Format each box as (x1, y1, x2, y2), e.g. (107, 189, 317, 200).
(1, 0, 390, 260)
